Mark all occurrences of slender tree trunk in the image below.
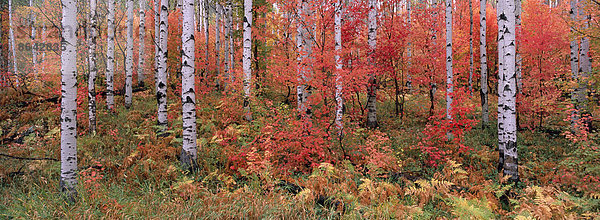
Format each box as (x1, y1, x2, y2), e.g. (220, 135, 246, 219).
(224, 3, 231, 88)
(125, 0, 134, 109)
(41, 25, 46, 74)
(335, 0, 343, 134)
(216, 3, 222, 88)
(515, 0, 522, 94)
(243, 0, 253, 121)
(497, 0, 506, 173)
(228, 1, 234, 73)
(88, 0, 98, 134)
(297, 0, 313, 119)
(154, 0, 160, 90)
(60, 0, 78, 201)
(30, 0, 37, 79)
(181, 0, 197, 170)
(406, 0, 412, 91)
(138, 0, 146, 87)
(9, 0, 18, 87)
(0, 1, 6, 87)
(445, 0, 453, 121)
(480, 0, 489, 128)
(468, 0, 473, 92)
(366, 0, 378, 128)
(106, 0, 116, 111)
(157, 0, 169, 133)
(501, 0, 518, 183)
(205, 0, 209, 79)
(569, 0, 580, 129)
(0, 0, 7, 88)
(577, 0, 590, 114)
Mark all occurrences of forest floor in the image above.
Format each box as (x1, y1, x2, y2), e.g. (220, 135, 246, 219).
(0, 86, 599, 219)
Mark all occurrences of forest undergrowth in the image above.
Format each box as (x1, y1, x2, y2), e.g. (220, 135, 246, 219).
(1, 87, 600, 219)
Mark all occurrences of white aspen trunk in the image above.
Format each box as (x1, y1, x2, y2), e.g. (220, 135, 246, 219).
(501, 0, 518, 183)
(577, 0, 590, 113)
(570, 0, 579, 117)
(60, 0, 78, 201)
(296, 0, 306, 117)
(228, 2, 234, 73)
(138, 0, 146, 87)
(216, 3, 222, 87)
(88, 0, 98, 134)
(335, 0, 343, 134)
(497, 0, 506, 173)
(296, 0, 313, 118)
(468, 0, 473, 92)
(445, 0, 453, 121)
(41, 25, 46, 73)
(205, 0, 209, 71)
(181, 0, 197, 169)
(106, 0, 116, 111)
(125, 0, 134, 109)
(9, 0, 18, 86)
(366, 0, 378, 128)
(154, 0, 160, 98)
(157, 0, 169, 133)
(480, 0, 489, 127)
(30, 0, 37, 79)
(406, 0, 412, 90)
(224, 3, 231, 88)
(515, 0, 522, 94)
(0, 2, 6, 87)
(243, 0, 253, 121)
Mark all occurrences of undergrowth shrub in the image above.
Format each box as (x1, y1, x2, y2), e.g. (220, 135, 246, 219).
(415, 88, 476, 167)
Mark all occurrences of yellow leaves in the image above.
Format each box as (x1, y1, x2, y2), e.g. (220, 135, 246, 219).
(295, 188, 314, 203)
(515, 185, 579, 220)
(44, 127, 59, 138)
(358, 178, 402, 205)
(449, 196, 495, 220)
(172, 176, 194, 191)
(405, 178, 454, 206)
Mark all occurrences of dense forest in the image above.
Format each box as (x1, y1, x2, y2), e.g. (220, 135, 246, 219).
(1, 0, 600, 218)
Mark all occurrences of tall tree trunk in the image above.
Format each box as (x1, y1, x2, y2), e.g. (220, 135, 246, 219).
(297, 0, 313, 119)
(515, 0, 522, 94)
(335, 0, 343, 135)
(497, 0, 506, 173)
(157, 0, 169, 134)
(501, 0, 518, 183)
(445, 0, 453, 121)
(480, 0, 489, 128)
(243, 0, 253, 121)
(154, 0, 160, 91)
(406, 0, 412, 91)
(224, 3, 231, 88)
(569, 0, 580, 129)
(468, 0, 473, 92)
(106, 0, 116, 111)
(577, 0, 591, 115)
(366, 0, 378, 128)
(9, 0, 18, 87)
(88, 0, 98, 134)
(228, 1, 234, 73)
(30, 0, 37, 79)
(41, 25, 46, 74)
(125, 0, 134, 109)
(60, 0, 78, 201)
(181, 0, 197, 170)
(205, 0, 209, 79)
(0, 0, 7, 87)
(138, 0, 146, 87)
(216, 3, 222, 88)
